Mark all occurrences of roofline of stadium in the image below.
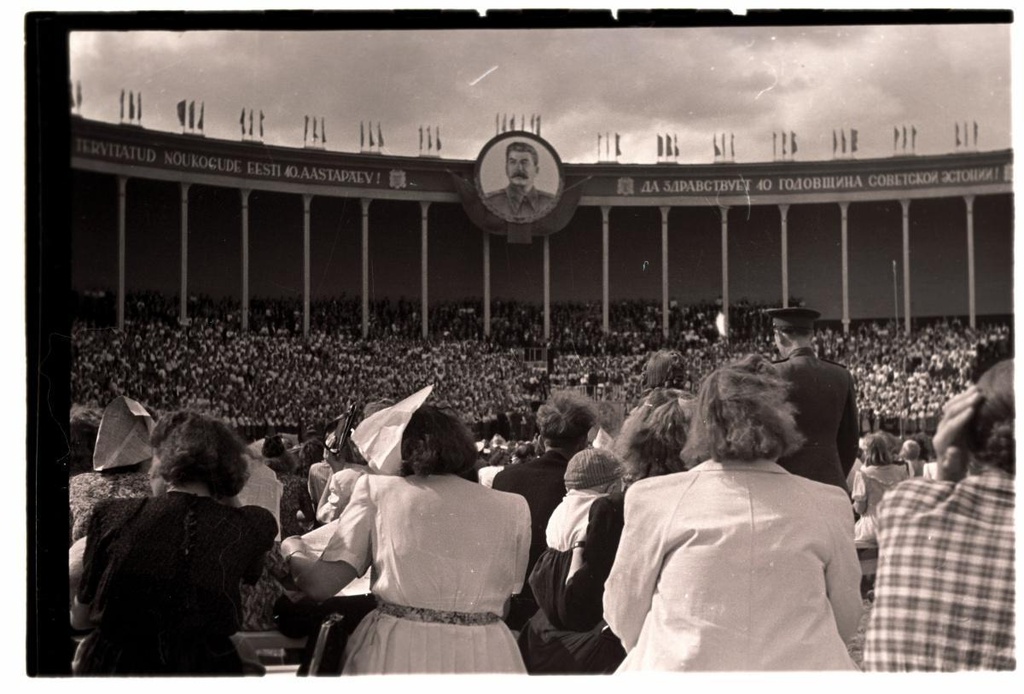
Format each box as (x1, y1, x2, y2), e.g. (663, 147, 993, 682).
(70, 117, 1013, 208)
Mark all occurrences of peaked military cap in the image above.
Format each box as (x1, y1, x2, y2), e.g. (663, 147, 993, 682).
(766, 306, 820, 330)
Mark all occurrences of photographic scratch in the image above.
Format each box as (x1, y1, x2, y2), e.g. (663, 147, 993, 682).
(755, 61, 779, 100)
(469, 66, 499, 86)
(738, 174, 753, 217)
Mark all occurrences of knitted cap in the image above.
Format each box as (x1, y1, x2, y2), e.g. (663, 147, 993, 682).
(564, 448, 622, 491)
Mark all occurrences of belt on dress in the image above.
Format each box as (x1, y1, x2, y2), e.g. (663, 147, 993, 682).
(376, 600, 500, 626)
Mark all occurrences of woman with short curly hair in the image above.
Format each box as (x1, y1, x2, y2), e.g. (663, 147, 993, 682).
(604, 355, 862, 671)
(283, 403, 531, 674)
(71, 410, 277, 675)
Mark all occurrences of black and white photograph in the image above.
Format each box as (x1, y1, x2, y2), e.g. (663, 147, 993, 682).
(25, 7, 1017, 680)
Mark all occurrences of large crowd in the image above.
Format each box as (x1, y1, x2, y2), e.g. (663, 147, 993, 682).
(67, 343, 1015, 674)
(71, 292, 1011, 437)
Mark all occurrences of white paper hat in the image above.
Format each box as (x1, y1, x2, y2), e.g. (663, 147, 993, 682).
(592, 427, 615, 451)
(92, 396, 155, 471)
(351, 385, 433, 476)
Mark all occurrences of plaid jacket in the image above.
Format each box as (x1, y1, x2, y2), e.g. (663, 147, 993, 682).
(863, 471, 1015, 670)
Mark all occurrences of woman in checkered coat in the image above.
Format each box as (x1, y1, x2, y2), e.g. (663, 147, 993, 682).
(863, 359, 1014, 671)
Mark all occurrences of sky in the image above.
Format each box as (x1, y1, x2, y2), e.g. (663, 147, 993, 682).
(66, 19, 1013, 166)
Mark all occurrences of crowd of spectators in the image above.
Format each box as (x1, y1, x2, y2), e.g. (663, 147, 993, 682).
(71, 291, 1011, 436)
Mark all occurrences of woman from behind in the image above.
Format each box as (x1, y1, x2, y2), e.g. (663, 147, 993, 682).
(71, 410, 278, 675)
(282, 404, 531, 674)
(518, 387, 694, 673)
(604, 355, 862, 671)
(852, 432, 910, 546)
(863, 359, 1015, 671)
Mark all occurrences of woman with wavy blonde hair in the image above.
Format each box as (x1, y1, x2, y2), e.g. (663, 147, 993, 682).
(604, 354, 862, 671)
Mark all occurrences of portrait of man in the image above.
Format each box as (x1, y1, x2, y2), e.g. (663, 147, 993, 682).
(479, 138, 561, 223)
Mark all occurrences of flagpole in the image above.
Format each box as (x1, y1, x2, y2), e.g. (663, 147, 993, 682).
(892, 259, 899, 328)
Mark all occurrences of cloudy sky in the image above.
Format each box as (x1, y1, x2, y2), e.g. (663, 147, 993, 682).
(67, 18, 1012, 165)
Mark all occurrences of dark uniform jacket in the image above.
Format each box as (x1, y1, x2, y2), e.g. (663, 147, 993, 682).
(492, 448, 570, 629)
(492, 448, 570, 574)
(773, 346, 859, 492)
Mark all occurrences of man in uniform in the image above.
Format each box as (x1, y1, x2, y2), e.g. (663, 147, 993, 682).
(484, 141, 556, 222)
(767, 307, 859, 492)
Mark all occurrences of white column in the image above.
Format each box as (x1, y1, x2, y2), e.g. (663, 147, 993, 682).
(420, 201, 431, 338)
(117, 176, 127, 330)
(601, 205, 610, 333)
(302, 193, 312, 338)
(483, 232, 491, 338)
(965, 195, 976, 329)
(840, 201, 850, 334)
(720, 206, 729, 338)
(779, 203, 789, 308)
(543, 235, 551, 341)
(900, 198, 911, 334)
(660, 205, 670, 339)
(240, 189, 251, 332)
(179, 182, 191, 326)
(361, 198, 371, 338)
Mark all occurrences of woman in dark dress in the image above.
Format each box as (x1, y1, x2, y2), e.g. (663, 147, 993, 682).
(71, 410, 277, 675)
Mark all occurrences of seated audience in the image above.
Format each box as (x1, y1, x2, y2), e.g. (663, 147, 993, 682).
(69, 397, 156, 544)
(492, 390, 598, 630)
(519, 388, 693, 674)
(281, 403, 531, 674)
(545, 448, 623, 560)
(852, 433, 910, 548)
(71, 410, 277, 675)
(863, 359, 1014, 671)
(261, 434, 315, 540)
(604, 355, 862, 670)
(310, 401, 390, 521)
(897, 439, 924, 477)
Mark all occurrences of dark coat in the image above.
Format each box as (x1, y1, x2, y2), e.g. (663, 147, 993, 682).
(773, 346, 859, 492)
(492, 448, 570, 630)
(492, 449, 570, 574)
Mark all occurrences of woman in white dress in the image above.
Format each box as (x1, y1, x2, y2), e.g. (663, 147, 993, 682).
(283, 404, 531, 674)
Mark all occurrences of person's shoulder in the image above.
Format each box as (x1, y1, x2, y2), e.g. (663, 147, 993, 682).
(589, 490, 625, 518)
(536, 189, 556, 201)
(93, 494, 147, 518)
(491, 462, 521, 486)
(484, 187, 508, 200)
(236, 504, 279, 539)
(331, 467, 366, 483)
(819, 356, 850, 371)
(625, 470, 693, 503)
(879, 477, 953, 514)
(308, 461, 332, 477)
(482, 482, 531, 511)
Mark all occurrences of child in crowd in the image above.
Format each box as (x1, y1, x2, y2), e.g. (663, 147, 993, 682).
(852, 433, 910, 546)
(851, 432, 909, 598)
(545, 448, 622, 582)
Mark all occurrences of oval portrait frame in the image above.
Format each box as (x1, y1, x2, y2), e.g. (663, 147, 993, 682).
(475, 132, 564, 224)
